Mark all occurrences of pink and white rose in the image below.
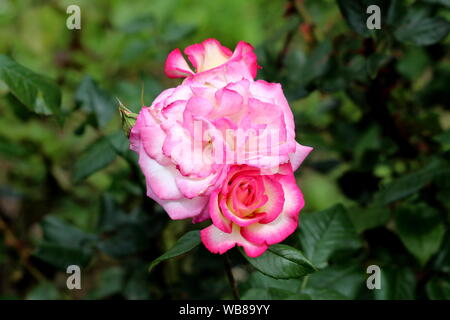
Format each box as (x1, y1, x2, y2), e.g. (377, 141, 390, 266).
(201, 163, 304, 257)
(129, 38, 311, 226)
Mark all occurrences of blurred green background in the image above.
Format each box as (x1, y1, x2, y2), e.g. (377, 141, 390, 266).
(0, 0, 450, 300)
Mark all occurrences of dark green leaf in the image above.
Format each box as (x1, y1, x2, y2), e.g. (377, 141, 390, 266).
(97, 194, 129, 232)
(299, 204, 362, 268)
(433, 236, 450, 273)
(422, 0, 450, 8)
(0, 55, 62, 121)
(242, 288, 310, 300)
(41, 216, 96, 246)
(34, 216, 96, 269)
(242, 244, 316, 279)
(366, 53, 390, 79)
(395, 203, 445, 265)
(337, 0, 372, 36)
(85, 267, 125, 299)
(347, 205, 390, 233)
(337, 0, 391, 36)
(374, 159, 447, 205)
(394, 6, 450, 46)
(306, 264, 365, 299)
(121, 15, 155, 34)
(375, 267, 416, 300)
(73, 136, 118, 183)
(26, 282, 61, 300)
(301, 41, 332, 85)
(108, 130, 130, 154)
(149, 230, 201, 271)
(434, 129, 450, 147)
(123, 266, 151, 300)
(75, 76, 115, 127)
(426, 278, 450, 300)
(245, 271, 302, 292)
(302, 288, 349, 300)
(97, 223, 153, 258)
(34, 242, 93, 269)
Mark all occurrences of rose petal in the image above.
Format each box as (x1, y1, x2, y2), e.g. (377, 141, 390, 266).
(138, 145, 183, 200)
(220, 196, 265, 227)
(146, 182, 208, 220)
(164, 48, 194, 79)
(201, 224, 268, 257)
(209, 190, 233, 233)
(241, 168, 304, 245)
(255, 176, 285, 224)
(290, 142, 313, 171)
(185, 39, 232, 73)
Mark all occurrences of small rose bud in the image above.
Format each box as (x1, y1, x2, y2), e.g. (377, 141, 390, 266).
(117, 99, 137, 137)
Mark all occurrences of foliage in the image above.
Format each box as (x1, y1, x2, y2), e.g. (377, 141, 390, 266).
(0, 0, 449, 300)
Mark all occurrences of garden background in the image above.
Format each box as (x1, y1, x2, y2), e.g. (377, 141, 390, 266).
(0, 0, 450, 300)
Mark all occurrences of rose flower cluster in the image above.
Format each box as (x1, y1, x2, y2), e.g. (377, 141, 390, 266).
(129, 39, 312, 257)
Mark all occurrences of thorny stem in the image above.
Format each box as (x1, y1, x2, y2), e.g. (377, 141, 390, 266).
(224, 253, 240, 300)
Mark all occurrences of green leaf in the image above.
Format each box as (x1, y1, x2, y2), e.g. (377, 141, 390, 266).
(123, 265, 151, 300)
(299, 204, 362, 268)
(85, 267, 125, 299)
(245, 270, 352, 300)
(347, 205, 390, 233)
(366, 53, 390, 79)
(337, 0, 371, 36)
(149, 230, 201, 271)
(34, 242, 93, 270)
(242, 244, 317, 280)
(121, 14, 155, 34)
(97, 223, 153, 258)
(434, 129, 450, 147)
(97, 208, 163, 258)
(426, 278, 450, 300)
(374, 159, 447, 205)
(73, 136, 118, 183)
(301, 41, 332, 85)
(375, 267, 416, 300)
(433, 236, 450, 273)
(396, 47, 430, 79)
(306, 264, 365, 299)
(337, 0, 391, 36)
(0, 55, 62, 121)
(97, 194, 129, 232)
(386, 0, 407, 26)
(41, 216, 96, 246)
(75, 76, 115, 128)
(394, 6, 450, 46)
(245, 271, 302, 292)
(302, 288, 349, 300)
(108, 130, 130, 155)
(242, 288, 310, 300)
(422, 0, 450, 8)
(395, 203, 445, 265)
(26, 282, 61, 300)
(33, 216, 96, 270)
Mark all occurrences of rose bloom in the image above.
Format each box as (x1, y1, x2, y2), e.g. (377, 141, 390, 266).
(201, 163, 303, 257)
(130, 39, 311, 222)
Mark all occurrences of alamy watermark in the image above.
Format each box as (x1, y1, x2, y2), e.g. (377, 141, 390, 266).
(66, 265, 81, 290)
(160, 119, 285, 174)
(66, 5, 81, 30)
(367, 5, 381, 30)
(366, 265, 381, 290)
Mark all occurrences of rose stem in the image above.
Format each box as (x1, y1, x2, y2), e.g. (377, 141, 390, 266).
(224, 252, 240, 300)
